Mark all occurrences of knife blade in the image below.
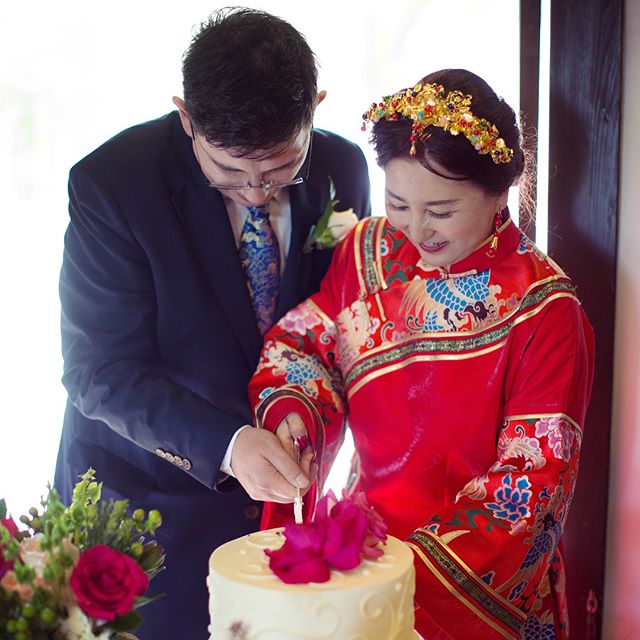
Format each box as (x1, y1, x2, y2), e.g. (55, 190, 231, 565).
(293, 438, 303, 524)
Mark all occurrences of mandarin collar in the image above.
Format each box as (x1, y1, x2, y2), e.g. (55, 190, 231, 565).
(414, 217, 520, 279)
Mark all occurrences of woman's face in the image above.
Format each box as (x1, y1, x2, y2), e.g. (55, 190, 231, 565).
(384, 157, 508, 268)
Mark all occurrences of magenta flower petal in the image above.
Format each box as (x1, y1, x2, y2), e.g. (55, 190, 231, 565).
(266, 545, 331, 583)
(362, 534, 385, 559)
(349, 491, 388, 544)
(323, 508, 368, 570)
(265, 490, 390, 584)
(314, 491, 337, 523)
(281, 521, 327, 555)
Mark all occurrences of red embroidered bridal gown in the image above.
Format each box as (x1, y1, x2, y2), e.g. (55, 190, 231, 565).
(249, 216, 594, 640)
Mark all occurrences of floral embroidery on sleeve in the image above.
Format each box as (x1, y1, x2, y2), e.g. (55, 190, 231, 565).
(535, 417, 576, 461)
(418, 414, 581, 633)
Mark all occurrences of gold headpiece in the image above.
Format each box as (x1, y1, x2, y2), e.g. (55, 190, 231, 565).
(361, 82, 513, 164)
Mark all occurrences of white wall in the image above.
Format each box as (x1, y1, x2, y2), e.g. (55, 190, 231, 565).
(602, 1, 640, 637)
(0, 1, 518, 516)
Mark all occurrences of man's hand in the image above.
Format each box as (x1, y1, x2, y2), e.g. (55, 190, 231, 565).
(230, 425, 313, 503)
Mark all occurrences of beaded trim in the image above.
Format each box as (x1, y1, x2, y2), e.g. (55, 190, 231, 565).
(408, 532, 525, 633)
(344, 280, 576, 389)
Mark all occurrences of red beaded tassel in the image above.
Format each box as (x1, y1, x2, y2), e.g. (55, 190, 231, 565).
(486, 208, 505, 258)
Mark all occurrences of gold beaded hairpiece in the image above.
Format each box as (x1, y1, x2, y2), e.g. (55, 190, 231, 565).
(362, 82, 513, 164)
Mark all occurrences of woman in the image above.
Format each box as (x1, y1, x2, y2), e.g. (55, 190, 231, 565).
(247, 69, 594, 639)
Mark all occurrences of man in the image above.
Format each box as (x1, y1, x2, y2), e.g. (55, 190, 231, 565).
(54, 7, 370, 638)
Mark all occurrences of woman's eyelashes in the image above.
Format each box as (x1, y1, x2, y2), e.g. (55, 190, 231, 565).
(427, 209, 453, 219)
(386, 200, 408, 212)
(386, 200, 454, 219)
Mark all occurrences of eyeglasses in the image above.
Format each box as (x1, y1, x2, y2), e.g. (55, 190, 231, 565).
(205, 176, 305, 191)
(189, 119, 311, 192)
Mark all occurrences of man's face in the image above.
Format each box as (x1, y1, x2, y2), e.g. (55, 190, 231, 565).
(174, 97, 310, 208)
(189, 127, 310, 208)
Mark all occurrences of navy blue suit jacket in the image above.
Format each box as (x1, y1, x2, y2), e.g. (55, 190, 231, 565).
(54, 111, 370, 638)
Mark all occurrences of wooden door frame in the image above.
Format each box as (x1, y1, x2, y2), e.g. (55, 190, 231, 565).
(520, 1, 621, 637)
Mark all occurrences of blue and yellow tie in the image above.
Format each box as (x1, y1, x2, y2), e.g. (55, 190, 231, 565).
(239, 204, 280, 335)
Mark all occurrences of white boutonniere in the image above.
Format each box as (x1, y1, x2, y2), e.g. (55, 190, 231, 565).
(303, 178, 359, 253)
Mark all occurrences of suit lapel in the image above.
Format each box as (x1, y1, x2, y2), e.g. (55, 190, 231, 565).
(172, 180, 262, 368)
(276, 167, 328, 319)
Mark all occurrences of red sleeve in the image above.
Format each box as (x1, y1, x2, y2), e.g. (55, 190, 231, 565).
(249, 224, 363, 528)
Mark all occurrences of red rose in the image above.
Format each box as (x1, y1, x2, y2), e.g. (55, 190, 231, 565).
(70, 545, 148, 621)
(0, 516, 19, 579)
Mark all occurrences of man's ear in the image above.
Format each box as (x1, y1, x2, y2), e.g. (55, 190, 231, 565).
(172, 96, 192, 137)
(317, 90, 327, 106)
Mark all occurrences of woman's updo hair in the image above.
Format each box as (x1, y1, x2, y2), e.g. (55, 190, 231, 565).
(370, 69, 528, 198)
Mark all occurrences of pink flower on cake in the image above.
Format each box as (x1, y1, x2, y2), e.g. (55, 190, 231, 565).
(266, 524, 333, 583)
(266, 491, 387, 584)
(350, 491, 388, 558)
(317, 493, 368, 570)
(71, 544, 149, 621)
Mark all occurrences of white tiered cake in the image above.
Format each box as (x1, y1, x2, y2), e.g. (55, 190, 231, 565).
(208, 528, 417, 639)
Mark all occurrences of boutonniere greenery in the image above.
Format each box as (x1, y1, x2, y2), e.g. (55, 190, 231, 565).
(303, 177, 359, 253)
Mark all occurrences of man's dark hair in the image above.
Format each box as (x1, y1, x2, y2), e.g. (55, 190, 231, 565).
(182, 7, 318, 154)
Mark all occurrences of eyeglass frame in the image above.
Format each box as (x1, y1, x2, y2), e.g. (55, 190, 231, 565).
(189, 120, 312, 192)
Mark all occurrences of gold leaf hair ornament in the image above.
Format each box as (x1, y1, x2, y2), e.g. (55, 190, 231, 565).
(362, 82, 514, 165)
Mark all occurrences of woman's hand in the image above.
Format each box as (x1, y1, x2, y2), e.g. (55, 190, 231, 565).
(275, 412, 314, 472)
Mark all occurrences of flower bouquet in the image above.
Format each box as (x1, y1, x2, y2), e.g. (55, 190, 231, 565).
(0, 469, 164, 640)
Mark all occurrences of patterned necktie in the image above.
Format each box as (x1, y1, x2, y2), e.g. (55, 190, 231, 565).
(239, 204, 281, 335)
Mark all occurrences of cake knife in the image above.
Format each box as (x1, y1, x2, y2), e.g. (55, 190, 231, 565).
(293, 438, 303, 524)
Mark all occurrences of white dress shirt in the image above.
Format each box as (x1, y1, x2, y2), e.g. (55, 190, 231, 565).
(219, 190, 293, 477)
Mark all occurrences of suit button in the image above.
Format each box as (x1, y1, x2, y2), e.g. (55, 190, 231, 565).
(182, 458, 192, 470)
(174, 456, 183, 467)
(244, 505, 260, 520)
(155, 448, 166, 458)
(165, 452, 175, 463)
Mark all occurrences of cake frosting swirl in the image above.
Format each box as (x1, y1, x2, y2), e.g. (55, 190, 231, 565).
(208, 528, 416, 639)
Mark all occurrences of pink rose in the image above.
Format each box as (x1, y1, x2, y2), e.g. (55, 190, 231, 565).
(266, 520, 332, 584)
(0, 515, 19, 579)
(320, 497, 368, 569)
(266, 492, 369, 583)
(266, 534, 331, 584)
(70, 545, 148, 621)
(349, 492, 388, 558)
